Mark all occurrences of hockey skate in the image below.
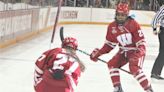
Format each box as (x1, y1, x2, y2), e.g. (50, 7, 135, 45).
(146, 87, 154, 92)
(113, 86, 124, 92)
(151, 74, 164, 80)
(151, 74, 164, 84)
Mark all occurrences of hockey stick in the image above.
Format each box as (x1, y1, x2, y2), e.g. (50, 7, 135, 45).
(60, 26, 64, 42)
(50, 0, 63, 48)
(77, 49, 131, 74)
(59, 27, 131, 74)
(43, 0, 62, 69)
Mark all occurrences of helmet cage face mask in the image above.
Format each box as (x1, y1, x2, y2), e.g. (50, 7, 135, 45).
(115, 12, 128, 25)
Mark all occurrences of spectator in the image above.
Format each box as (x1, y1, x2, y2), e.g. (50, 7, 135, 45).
(94, 0, 103, 8)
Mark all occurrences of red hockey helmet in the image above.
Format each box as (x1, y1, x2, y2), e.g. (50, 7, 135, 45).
(116, 3, 129, 15)
(62, 37, 78, 50)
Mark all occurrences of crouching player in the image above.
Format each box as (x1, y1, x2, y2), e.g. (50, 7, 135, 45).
(34, 37, 85, 92)
(90, 3, 154, 92)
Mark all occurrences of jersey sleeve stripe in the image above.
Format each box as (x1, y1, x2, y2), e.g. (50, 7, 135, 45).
(105, 40, 117, 48)
(65, 61, 79, 75)
(35, 65, 43, 74)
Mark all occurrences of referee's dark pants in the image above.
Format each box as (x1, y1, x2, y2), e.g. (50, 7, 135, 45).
(151, 26, 164, 76)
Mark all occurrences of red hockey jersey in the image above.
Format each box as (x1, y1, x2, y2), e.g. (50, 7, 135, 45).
(99, 18, 146, 54)
(34, 48, 81, 92)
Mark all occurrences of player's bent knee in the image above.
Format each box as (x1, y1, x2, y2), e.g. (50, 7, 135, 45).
(129, 65, 141, 75)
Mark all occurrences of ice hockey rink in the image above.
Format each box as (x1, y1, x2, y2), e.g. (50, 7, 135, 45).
(0, 24, 163, 92)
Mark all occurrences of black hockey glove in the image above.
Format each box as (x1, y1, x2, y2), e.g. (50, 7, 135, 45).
(52, 69, 64, 80)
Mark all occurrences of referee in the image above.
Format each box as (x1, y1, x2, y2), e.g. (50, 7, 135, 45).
(151, 5, 164, 80)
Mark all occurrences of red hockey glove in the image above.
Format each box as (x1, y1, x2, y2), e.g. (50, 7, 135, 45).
(90, 48, 101, 62)
(136, 45, 145, 57)
(129, 46, 145, 61)
(133, 50, 143, 60)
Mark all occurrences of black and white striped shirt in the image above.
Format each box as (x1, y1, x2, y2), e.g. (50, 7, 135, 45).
(152, 5, 164, 29)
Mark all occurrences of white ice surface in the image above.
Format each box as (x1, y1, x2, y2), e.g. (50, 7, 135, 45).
(0, 25, 163, 92)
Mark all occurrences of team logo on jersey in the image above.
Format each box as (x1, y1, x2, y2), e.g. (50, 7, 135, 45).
(112, 27, 117, 34)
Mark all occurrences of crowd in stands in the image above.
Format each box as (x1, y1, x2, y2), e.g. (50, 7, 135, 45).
(0, 0, 163, 11)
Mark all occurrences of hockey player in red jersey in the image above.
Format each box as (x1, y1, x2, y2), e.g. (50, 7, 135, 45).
(34, 37, 85, 92)
(90, 3, 153, 92)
